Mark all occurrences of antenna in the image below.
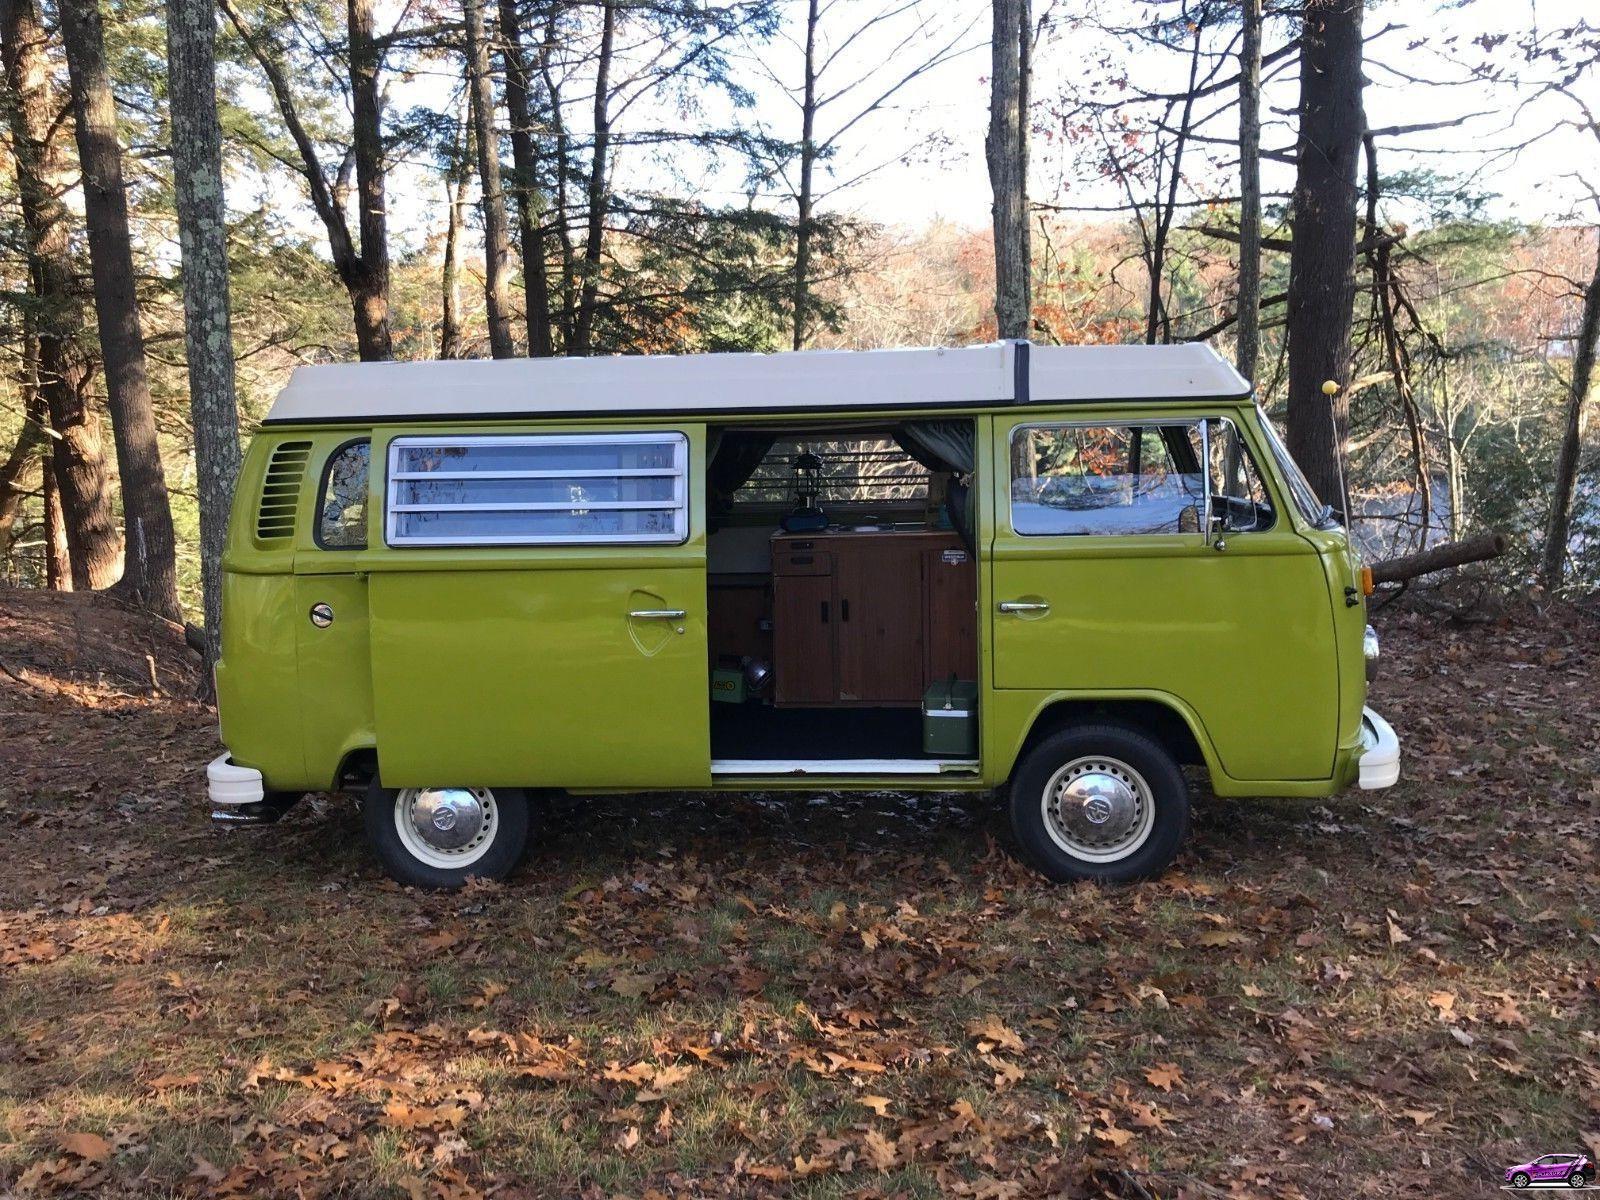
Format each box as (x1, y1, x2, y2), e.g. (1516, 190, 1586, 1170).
(1321, 379, 1350, 523)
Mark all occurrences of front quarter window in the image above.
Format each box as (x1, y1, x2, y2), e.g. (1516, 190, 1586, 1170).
(1256, 408, 1337, 528)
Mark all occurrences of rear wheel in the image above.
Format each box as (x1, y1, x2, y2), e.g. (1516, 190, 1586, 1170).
(1008, 723, 1189, 883)
(1569, 1171, 1588, 1188)
(364, 781, 531, 888)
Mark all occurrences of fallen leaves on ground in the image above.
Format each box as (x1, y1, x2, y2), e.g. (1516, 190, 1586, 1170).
(1, 593, 1597, 1198)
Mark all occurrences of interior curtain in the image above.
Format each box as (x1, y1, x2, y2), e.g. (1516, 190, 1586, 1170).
(707, 431, 778, 502)
(895, 420, 977, 555)
(894, 420, 976, 475)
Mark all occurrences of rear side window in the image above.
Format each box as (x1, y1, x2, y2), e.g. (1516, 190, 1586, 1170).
(317, 439, 370, 548)
(385, 433, 689, 546)
(1010, 423, 1203, 536)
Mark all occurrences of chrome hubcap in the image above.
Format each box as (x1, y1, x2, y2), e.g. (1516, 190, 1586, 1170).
(1040, 756, 1156, 863)
(408, 788, 486, 852)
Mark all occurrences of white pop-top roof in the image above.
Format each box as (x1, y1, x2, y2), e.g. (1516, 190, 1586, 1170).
(262, 341, 1250, 425)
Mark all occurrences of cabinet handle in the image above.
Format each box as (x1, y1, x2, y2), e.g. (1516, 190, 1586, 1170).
(841, 598, 850, 622)
(628, 609, 687, 620)
(821, 600, 829, 623)
(998, 601, 1050, 614)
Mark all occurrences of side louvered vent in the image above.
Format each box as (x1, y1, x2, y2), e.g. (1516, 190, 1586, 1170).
(256, 441, 312, 541)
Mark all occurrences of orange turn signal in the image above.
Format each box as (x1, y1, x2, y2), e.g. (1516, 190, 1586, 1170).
(1360, 566, 1374, 596)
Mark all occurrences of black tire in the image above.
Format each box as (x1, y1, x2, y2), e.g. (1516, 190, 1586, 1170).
(1513, 1173, 1530, 1189)
(1569, 1172, 1588, 1189)
(364, 780, 531, 889)
(1008, 723, 1189, 883)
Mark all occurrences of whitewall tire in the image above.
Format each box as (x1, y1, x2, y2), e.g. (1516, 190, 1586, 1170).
(1008, 723, 1189, 883)
(364, 781, 531, 889)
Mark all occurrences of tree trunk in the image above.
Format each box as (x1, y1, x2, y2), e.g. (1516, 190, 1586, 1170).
(59, 0, 181, 619)
(1143, 25, 1201, 346)
(1370, 530, 1509, 585)
(0, 384, 47, 559)
(1, 0, 122, 590)
(572, 0, 616, 357)
(347, 0, 392, 361)
(219, 0, 391, 360)
(463, 0, 515, 358)
(1285, 0, 1363, 520)
(1235, 0, 1263, 386)
(1362, 130, 1430, 550)
(440, 109, 472, 360)
(498, 0, 554, 356)
(986, 0, 1030, 340)
(1441, 368, 1463, 540)
(168, 0, 244, 681)
(1539, 231, 1600, 591)
(43, 453, 69, 590)
(791, 0, 819, 351)
(537, 2, 576, 348)
(0, 432, 41, 558)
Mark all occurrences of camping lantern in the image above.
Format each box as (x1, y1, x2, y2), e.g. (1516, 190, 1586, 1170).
(794, 451, 822, 508)
(782, 450, 828, 532)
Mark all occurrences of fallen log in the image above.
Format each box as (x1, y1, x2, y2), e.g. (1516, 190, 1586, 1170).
(1369, 530, 1510, 585)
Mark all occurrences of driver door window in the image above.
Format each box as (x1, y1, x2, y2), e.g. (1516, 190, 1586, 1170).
(1009, 423, 1204, 536)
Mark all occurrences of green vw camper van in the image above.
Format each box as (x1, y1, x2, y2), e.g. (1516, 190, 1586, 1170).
(206, 342, 1399, 888)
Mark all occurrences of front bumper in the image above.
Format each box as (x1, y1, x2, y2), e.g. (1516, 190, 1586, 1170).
(1357, 707, 1400, 789)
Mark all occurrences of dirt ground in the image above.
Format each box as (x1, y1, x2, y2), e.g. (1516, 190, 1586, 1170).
(0, 587, 1596, 1199)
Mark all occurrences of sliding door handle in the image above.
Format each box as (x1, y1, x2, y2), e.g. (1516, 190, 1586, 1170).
(628, 608, 687, 620)
(998, 600, 1050, 614)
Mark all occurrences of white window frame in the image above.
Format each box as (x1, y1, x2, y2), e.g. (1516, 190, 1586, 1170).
(385, 432, 690, 547)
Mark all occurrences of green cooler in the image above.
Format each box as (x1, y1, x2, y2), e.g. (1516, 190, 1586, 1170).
(922, 678, 978, 756)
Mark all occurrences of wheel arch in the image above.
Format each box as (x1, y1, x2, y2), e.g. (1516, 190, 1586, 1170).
(1005, 693, 1223, 784)
(334, 746, 379, 791)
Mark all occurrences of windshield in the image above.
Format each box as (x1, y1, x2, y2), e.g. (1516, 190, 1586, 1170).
(1256, 407, 1337, 528)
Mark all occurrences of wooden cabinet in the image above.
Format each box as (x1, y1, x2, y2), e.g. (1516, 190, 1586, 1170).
(923, 544, 979, 684)
(772, 530, 975, 707)
(834, 542, 925, 703)
(771, 573, 835, 704)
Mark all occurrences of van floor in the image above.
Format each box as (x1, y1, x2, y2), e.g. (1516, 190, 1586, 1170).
(709, 704, 927, 760)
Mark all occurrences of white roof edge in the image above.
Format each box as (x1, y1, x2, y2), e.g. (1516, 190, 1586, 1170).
(263, 341, 1250, 425)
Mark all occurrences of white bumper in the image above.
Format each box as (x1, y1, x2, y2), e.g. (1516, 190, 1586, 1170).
(1357, 707, 1400, 789)
(207, 753, 265, 807)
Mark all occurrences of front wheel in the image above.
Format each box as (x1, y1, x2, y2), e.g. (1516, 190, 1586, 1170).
(364, 782, 531, 889)
(1512, 1173, 1530, 1189)
(1008, 723, 1189, 883)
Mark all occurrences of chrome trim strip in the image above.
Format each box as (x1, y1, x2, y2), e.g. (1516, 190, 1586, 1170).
(710, 758, 980, 776)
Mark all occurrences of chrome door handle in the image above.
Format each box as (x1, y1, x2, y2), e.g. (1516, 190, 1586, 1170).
(628, 609, 687, 620)
(998, 601, 1050, 614)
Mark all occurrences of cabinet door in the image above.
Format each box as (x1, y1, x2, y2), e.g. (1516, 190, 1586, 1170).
(835, 544, 923, 703)
(924, 545, 978, 686)
(773, 574, 836, 704)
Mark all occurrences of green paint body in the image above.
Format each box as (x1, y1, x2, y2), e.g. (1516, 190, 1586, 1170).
(216, 405, 1370, 798)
